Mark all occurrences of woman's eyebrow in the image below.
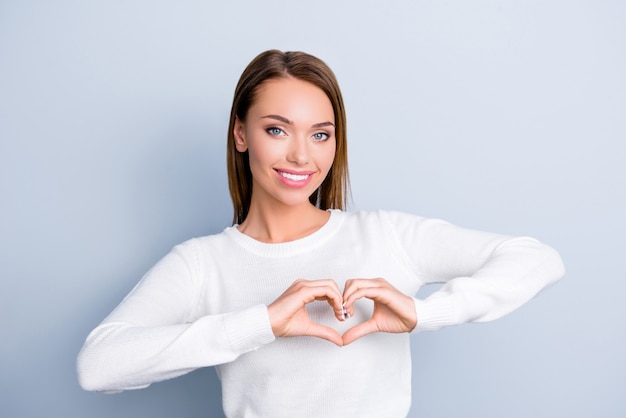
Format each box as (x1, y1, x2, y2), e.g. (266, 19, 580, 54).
(312, 121, 335, 128)
(261, 115, 292, 124)
(261, 115, 335, 129)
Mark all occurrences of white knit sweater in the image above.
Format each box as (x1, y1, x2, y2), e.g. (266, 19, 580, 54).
(77, 210, 564, 417)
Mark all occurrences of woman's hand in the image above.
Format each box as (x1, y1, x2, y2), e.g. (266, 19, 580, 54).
(267, 279, 345, 346)
(342, 278, 417, 346)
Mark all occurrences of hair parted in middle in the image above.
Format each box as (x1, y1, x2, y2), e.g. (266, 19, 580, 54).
(226, 49, 349, 225)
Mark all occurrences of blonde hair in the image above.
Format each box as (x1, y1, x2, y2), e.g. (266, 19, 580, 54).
(226, 50, 349, 224)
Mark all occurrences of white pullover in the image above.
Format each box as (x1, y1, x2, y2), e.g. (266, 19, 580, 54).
(77, 210, 564, 417)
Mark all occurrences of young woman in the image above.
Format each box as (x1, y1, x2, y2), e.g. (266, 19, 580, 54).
(77, 50, 565, 417)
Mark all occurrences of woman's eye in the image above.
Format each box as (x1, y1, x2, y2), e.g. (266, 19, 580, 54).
(312, 132, 329, 141)
(267, 127, 284, 136)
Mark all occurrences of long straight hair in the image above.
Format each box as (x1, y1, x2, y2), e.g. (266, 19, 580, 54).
(226, 50, 349, 225)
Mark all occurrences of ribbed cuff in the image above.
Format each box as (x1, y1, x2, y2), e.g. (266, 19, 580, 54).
(223, 304, 275, 353)
(412, 296, 460, 333)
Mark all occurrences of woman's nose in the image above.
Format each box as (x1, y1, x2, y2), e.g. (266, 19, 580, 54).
(286, 137, 309, 165)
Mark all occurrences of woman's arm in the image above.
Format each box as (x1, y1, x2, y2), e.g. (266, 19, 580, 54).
(384, 211, 565, 332)
(76, 240, 275, 393)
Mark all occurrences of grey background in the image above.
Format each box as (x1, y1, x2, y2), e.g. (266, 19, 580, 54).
(1, 1, 624, 417)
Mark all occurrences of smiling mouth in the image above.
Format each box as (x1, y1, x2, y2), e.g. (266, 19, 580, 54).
(277, 171, 311, 181)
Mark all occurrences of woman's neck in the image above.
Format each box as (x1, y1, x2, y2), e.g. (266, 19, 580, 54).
(237, 202, 330, 243)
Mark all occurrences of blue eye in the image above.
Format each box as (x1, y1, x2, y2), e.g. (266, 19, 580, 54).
(267, 127, 284, 136)
(312, 132, 329, 141)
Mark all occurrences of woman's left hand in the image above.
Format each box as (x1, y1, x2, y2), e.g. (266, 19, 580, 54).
(341, 278, 417, 346)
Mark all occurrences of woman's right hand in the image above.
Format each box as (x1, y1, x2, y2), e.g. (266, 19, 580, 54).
(267, 279, 345, 346)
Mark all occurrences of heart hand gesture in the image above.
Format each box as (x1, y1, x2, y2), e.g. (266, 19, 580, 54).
(267, 278, 417, 346)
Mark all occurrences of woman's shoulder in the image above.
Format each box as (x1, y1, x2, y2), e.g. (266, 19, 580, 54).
(338, 210, 457, 243)
(166, 226, 239, 258)
(338, 209, 429, 226)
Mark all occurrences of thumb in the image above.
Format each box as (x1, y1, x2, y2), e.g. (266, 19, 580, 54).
(306, 322, 344, 347)
(342, 320, 378, 346)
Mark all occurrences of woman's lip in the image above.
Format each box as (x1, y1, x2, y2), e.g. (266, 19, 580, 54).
(274, 169, 315, 188)
(274, 168, 315, 175)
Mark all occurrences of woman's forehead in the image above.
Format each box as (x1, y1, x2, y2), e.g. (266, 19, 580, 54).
(249, 77, 334, 123)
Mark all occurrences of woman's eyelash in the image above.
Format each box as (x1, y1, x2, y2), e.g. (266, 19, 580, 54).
(265, 127, 329, 141)
(266, 127, 284, 136)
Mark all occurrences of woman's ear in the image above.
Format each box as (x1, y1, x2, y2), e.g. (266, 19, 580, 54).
(233, 117, 248, 152)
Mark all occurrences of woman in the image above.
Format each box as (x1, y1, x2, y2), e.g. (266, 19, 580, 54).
(77, 50, 565, 417)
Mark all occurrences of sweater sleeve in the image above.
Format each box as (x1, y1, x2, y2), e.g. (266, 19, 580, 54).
(76, 239, 275, 393)
(382, 211, 565, 332)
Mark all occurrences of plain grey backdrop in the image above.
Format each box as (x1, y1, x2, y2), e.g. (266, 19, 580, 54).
(1, 1, 624, 417)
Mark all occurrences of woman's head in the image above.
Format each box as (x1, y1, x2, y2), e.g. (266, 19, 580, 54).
(227, 50, 349, 224)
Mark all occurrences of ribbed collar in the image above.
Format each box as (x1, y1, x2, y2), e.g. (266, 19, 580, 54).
(223, 209, 344, 258)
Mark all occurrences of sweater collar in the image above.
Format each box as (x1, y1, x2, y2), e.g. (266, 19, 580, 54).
(223, 209, 344, 257)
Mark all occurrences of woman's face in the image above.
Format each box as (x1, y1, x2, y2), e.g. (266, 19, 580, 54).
(234, 77, 336, 210)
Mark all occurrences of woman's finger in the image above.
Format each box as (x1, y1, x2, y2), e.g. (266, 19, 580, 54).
(343, 278, 378, 295)
(306, 322, 344, 346)
(300, 284, 345, 319)
(341, 279, 417, 333)
(342, 319, 378, 346)
(343, 286, 392, 307)
(342, 278, 390, 316)
(268, 279, 347, 338)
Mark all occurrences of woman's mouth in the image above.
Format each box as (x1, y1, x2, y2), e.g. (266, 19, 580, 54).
(275, 169, 314, 187)
(279, 171, 309, 181)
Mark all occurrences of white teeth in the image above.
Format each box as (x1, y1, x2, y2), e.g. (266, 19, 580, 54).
(280, 172, 309, 181)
